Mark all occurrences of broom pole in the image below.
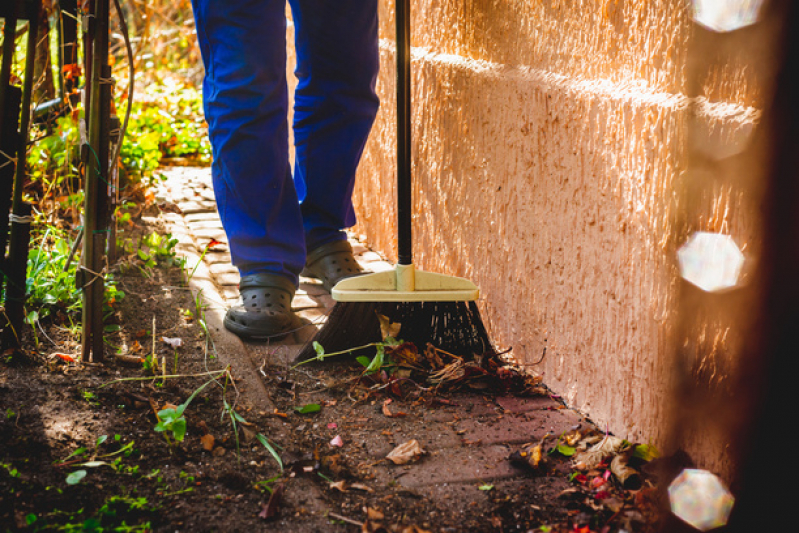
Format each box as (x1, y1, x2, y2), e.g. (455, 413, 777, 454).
(396, 0, 412, 267)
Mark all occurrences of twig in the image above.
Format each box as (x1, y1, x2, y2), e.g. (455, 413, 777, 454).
(327, 512, 363, 528)
(97, 368, 230, 388)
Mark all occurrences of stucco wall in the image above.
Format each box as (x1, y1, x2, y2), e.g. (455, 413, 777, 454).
(343, 0, 760, 467)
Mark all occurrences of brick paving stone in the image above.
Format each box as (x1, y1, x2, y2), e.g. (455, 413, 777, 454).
(389, 445, 519, 488)
(453, 414, 546, 446)
(177, 200, 214, 214)
(298, 281, 328, 296)
(219, 286, 240, 302)
(193, 227, 227, 241)
(198, 188, 216, 202)
(184, 218, 224, 230)
(359, 251, 383, 263)
(215, 271, 241, 287)
(495, 395, 561, 413)
(203, 251, 232, 265)
(175, 242, 198, 256)
(209, 263, 239, 276)
(292, 293, 324, 309)
(183, 212, 223, 224)
(364, 260, 395, 273)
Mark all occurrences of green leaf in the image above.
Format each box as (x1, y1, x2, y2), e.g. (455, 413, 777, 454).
(25, 514, 37, 525)
(171, 418, 187, 442)
(556, 444, 576, 457)
(632, 443, 660, 462)
(478, 484, 494, 491)
(294, 403, 321, 415)
(66, 470, 87, 485)
(256, 434, 283, 473)
(365, 349, 384, 375)
(356, 356, 372, 368)
(96, 435, 108, 447)
(157, 408, 178, 423)
(313, 341, 325, 360)
(63, 447, 88, 461)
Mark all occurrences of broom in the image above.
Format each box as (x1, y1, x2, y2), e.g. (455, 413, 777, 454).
(295, 0, 493, 361)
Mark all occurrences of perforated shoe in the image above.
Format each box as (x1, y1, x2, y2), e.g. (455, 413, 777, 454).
(300, 240, 365, 292)
(224, 273, 301, 340)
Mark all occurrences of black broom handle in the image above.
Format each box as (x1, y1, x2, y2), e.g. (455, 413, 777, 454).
(396, 0, 412, 266)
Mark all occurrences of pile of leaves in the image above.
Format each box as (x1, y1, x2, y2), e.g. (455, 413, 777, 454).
(300, 313, 546, 403)
(509, 426, 666, 532)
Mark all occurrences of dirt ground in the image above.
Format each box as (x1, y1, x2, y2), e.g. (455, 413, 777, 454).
(0, 212, 675, 533)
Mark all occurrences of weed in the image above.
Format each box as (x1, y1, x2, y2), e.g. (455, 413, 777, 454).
(1, 462, 20, 478)
(256, 434, 283, 473)
(253, 475, 282, 494)
(136, 231, 184, 269)
(154, 376, 217, 446)
(80, 390, 100, 406)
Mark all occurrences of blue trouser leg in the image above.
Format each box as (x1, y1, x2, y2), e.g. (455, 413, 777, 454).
(290, 0, 380, 251)
(191, 0, 379, 286)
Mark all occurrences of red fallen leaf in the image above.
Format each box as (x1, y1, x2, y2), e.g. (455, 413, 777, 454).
(205, 238, 223, 250)
(258, 483, 284, 520)
(595, 490, 611, 500)
(54, 353, 76, 363)
(573, 474, 588, 484)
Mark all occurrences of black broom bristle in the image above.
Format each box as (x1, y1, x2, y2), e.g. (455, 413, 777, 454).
(295, 300, 494, 363)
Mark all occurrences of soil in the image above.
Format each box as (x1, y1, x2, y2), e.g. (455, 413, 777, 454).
(0, 211, 673, 533)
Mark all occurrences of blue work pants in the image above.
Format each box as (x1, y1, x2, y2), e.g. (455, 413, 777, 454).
(191, 0, 380, 285)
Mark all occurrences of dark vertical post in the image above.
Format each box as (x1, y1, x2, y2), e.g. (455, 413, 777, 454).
(0, 1, 20, 129)
(81, 0, 110, 362)
(3, 0, 40, 348)
(396, 0, 412, 266)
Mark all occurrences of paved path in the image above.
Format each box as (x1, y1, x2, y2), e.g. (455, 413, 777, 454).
(155, 166, 592, 528)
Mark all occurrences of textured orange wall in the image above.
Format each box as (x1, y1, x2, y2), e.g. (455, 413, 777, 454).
(341, 0, 760, 470)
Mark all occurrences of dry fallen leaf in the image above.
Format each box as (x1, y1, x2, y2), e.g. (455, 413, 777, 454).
(365, 507, 384, 520)
(377, 313, 401, 339)
(382, 399, 407, 418)
(573, 435, 626, 470)
(200, 434, 215, 451)
(329, 480, 348, 492)
(386, 439, 425, 465)
(258, 483, 283, 520)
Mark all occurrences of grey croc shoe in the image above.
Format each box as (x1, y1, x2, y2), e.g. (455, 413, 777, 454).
(300, 240, 366, 292)
(224, 273, 301, 340)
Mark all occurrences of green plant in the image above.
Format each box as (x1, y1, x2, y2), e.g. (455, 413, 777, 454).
(25, 227, 81, 317)
(154, 377, 216, 445)
(135, 231, 184, 269)
(1, 462, 21, 478)
(256, 434, 283, 473)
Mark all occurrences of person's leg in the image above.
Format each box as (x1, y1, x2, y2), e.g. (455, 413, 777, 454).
(191, 0, 303, 339)
(191, 0, 304, 285)
(289, 0, 380, 252)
